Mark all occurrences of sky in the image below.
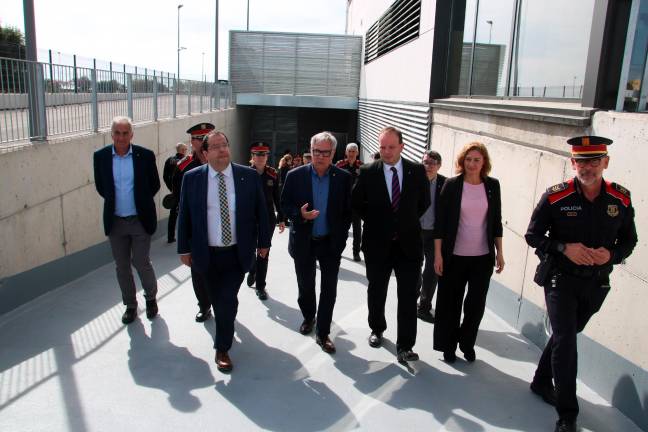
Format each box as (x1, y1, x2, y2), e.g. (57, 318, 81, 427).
(2, 0, 348, 81)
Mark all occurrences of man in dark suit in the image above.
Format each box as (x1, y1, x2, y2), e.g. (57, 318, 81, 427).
(93, 116, 161, 325)
(417, 150, 446, 323)
(177, 130, 271, 372)
(281, 132, 352, 354)
(352, 126, 430, 363)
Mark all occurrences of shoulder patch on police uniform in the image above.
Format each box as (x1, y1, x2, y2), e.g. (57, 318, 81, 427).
(335, 160, 347, 168)
(264, 166, 278, 179)
(547, 179, 576, 205)
(605, 181, 631, 207)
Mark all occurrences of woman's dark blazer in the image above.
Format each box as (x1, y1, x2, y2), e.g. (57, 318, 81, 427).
(433, 174, 503, 264)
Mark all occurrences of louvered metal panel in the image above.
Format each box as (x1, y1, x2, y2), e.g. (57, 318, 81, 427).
(230, 31, 362, 99)
(358, 99, 430, 162)
(364, 0, 421, 64)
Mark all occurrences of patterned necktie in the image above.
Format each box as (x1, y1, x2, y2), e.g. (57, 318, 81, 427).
(391, 166, 400, 212)
(217, 172, 232, 245)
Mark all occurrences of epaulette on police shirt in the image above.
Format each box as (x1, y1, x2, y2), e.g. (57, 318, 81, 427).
(605, 181, 631, 207)
(547, 179, 576, 204)
(335, 160, 348, 168)
(177, 154, 194, 171)
(264, 166, 278, 179)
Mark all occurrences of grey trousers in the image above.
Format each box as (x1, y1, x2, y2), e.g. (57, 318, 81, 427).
(108, 216, 158, 308)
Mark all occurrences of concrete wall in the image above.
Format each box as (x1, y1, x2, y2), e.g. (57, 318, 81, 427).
(347, 0, 436, 103)
(0, 108, 250, 312)
(430, 107, 647, 429)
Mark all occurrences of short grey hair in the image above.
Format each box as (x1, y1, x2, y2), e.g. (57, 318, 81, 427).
(175, 142, 188, 152)
(346, 142, 358, 152)
(111, 116, 133, 132)
(310, 131, 337, 151)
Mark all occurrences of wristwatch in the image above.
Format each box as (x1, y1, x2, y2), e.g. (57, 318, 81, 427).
(556, 242, 566, 254)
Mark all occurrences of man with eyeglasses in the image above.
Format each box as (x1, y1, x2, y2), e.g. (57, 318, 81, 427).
(173, 123, 214, 323)
(416, 150, 446, 323)
(525, 136, 637, 432)
(336, 142, 364, 261)
(177, 131, 270, 372)
(281, 132, 352, 354)
(246, 142, 286, 300)
(93, 116, 160, 324)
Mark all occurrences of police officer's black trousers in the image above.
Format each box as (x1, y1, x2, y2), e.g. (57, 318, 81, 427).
(167, 205, 179, 242)
(248, 225, 275, 290)
(352, 212, 362, 254)
(534, 272, 610, 421)
(433, 254, 493, 354)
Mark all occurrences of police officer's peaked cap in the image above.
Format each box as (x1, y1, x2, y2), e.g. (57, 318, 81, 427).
(186, 123, 215, 138)
(250, 142, 270, 153)
(567, 135, 612, 159)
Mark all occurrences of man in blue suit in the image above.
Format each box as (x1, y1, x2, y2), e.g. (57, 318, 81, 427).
(281, 132, 352, 354)
(177, 130, 270, 372)
(93, 116, 161, 325)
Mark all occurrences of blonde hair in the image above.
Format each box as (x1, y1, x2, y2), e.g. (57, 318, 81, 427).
(455, 141, 492, 177)
(279, 154, 293, 169)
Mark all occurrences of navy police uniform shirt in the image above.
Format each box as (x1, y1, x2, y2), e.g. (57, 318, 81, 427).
(525, 177, 637, 274)
(335, 159, 363, 184)
(254, 165, 284, 225)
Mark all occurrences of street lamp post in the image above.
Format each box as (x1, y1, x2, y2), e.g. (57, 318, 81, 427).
(202, 52, 205, 82)
(177, 4, 184, 83)
(486, 20, 493, 44)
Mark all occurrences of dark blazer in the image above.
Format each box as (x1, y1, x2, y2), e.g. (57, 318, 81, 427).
(177, 163, 271, 274)
(352, 158, 431, 261)
(434, 174, 503, 264)
(280, 164, 352, 259)
(93, 144, 161, 236)
(430, 174, 447, 224)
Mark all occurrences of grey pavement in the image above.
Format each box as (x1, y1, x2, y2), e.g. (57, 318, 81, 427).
(0, 231, 641, 432)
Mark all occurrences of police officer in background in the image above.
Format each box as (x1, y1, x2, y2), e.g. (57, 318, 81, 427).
(525, 136, 637, 432)
(174, 122, 215, 322)
(336, 142, 363, 261)
(246, 142, 286, 300)
(163, 142, 187, 243)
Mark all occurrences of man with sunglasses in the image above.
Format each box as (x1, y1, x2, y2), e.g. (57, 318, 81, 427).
(246, 142, 286, 300)
(281, 132, 352, 354)
(173, 122, 215, 323)
(525, 136, 637, 432)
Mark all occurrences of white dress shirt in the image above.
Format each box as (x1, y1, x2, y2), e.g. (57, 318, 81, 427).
(382, 157, 404, 202)
(207, 163, 237, 246)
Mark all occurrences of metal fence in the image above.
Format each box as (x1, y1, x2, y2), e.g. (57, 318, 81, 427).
(0, 57, 233, 146)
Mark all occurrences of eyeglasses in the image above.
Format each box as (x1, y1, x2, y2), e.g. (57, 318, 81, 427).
(574, 158, 603, 167)
(191, 136, 204, 141)
(423, 160, 439, 166)
(311, 149, 332, 157)
(252, 152, 268, 157)
(206, 143, 229, 151)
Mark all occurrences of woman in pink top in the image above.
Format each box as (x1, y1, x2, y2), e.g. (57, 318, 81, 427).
(432, 142, 505, 363)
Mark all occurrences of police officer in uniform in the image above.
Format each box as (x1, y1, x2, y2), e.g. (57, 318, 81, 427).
(163, 142, 187, 243)
(174, 122, 215, 322)
(525, 136, 637, 432)
(246, 142, 285, 300)
(335, 142, 363, 261)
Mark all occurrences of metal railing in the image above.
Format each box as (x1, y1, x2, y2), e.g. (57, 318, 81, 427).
(0, 57, 233, 146)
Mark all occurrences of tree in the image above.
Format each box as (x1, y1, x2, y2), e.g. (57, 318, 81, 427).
(0, 24, 26, 59)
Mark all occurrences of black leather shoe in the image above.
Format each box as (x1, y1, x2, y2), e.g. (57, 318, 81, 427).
(462, 347, 476, 362)
(195, 309, 212, 322)
(554, 419, 576, 432)
(316, 336, 336, 354)
(122, 307, 137, 324)
(397, 349, 419, 363)
(215, 351, 233, 372)
(530, 380, 557, 406)
(443, 351, 457, 363)
(167, 238, 176, 244)
(299, 319, 315, 335)
(368, 332, 383, 348)
(417, 309, 435, 323)
(145, 300, 158, 319)
(353, 252, 362, 262)
(246, 271, 256, 287)
(256, 288, 268, 300)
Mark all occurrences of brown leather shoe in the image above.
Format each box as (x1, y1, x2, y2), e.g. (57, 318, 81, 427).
(215, 351, 233, 372)
(316, 336, 336, 354)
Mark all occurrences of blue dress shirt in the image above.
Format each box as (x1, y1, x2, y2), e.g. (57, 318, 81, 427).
(112, 145, 137, 216)
(311, 165, 330, 236)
